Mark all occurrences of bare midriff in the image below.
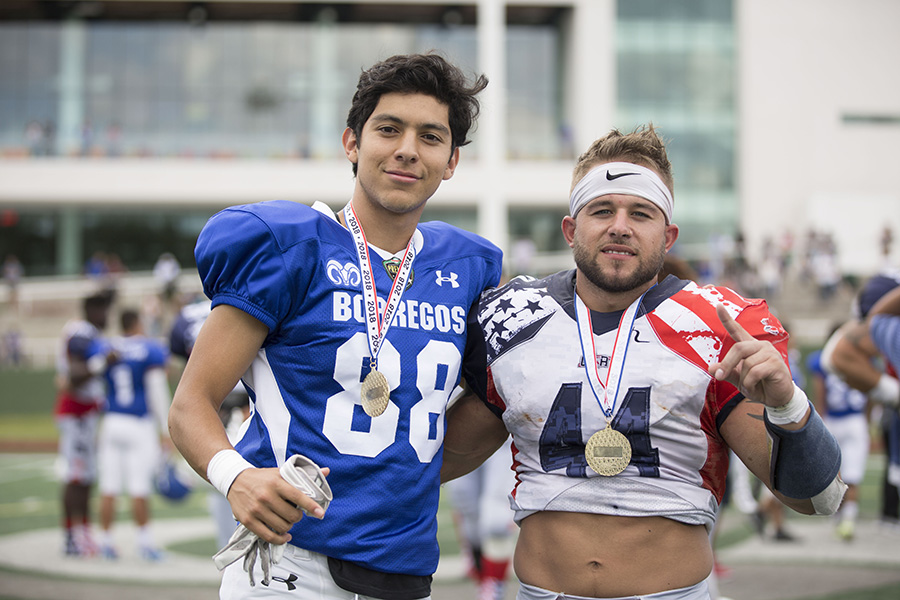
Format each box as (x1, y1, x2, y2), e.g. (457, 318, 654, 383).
(514, 511, 713, 598)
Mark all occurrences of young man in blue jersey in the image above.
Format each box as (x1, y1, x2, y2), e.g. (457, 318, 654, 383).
(96, 309, 171, 560)
(443, 125, 845, 600)
(168, 53, 503, 599)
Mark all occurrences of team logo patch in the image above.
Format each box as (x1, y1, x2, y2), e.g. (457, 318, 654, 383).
(326, 260, 361, 287)
(760, 318, 784, 337)
(383, 257, 414, 290)
(578, 354, 611, 370)
(479, 278, 555, 360)
(435, 270, 459, 288)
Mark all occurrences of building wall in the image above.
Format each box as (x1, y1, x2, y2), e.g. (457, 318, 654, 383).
(738, 0, 900, 275)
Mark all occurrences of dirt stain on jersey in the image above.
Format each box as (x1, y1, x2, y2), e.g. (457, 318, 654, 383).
(651, 379, 697, 422)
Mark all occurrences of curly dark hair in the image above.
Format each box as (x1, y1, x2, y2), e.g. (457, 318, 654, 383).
(345, 53, 488, 175)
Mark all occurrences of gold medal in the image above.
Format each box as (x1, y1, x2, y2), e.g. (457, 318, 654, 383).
(585, 427, 632, 476)
(361, 369, 390, 417)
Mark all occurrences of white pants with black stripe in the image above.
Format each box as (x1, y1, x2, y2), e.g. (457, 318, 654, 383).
(219, 545, 432, 600)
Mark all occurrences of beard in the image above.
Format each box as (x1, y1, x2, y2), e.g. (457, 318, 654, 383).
(573, 237, 667, 294)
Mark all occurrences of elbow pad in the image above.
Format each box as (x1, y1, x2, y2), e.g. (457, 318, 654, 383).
(764, 405, 843, 503)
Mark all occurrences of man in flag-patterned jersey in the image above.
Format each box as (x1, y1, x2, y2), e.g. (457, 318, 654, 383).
(444, 125, 845, 600)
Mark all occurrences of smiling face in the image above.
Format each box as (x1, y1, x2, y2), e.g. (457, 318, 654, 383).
(563, 192, 679, 309)
(343, 92, 459, 219)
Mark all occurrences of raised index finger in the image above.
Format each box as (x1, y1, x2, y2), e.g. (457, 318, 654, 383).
(716, 303, 753, 343)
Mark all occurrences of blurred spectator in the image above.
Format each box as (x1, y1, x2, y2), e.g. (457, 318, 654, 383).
(84, 252, 120, 299)
(758, 239, 782, 299)
(810, 232, 841, 302)
(106, 121, 123, 157)
(447, 436, 517, 600)
(153, 252, 181, 305)
(55, 292, 113, 556)
(808, 327, 870, 542)
(43, 120, 56, 156)
(1, 328, 24, 368)
(141, 294, 164, 338)
(84, 252, 109, 281)
(778, 229, 795, 276)
(827, 273, 900, 532)
(80, 120, 95, 157)
(881, 225, 895, 271)
(24, 120, 45, 157)
(105, 253, 128, 290)
(3, 254, 23, 309)
(96, 308, 171, 561)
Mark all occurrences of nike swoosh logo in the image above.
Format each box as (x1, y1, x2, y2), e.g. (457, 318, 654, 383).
(606, 171, 638, 181)
(632, 329, 650, 343)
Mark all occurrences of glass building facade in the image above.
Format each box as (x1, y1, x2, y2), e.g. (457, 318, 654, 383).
(1, 18, 565, 160)
(616, 0, 736, 253)
(0, 1, 737, 277)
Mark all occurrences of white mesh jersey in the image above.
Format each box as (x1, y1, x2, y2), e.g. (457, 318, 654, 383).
(465, 271, 790, 528)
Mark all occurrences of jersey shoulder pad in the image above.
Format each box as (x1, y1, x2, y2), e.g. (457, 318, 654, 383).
(195, 201, 325, 330)
(145, 337, 169, 365)
(477, 275, 557, 362)
(669, 282, 788, 348)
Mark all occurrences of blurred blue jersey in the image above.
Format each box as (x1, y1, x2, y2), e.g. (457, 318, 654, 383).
(100, 336, 169, 418)
(807, 350, 868, 418)
(195, 200, 502, 576)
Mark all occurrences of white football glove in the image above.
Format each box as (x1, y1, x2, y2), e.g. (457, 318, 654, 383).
(212, 454, 333, 586)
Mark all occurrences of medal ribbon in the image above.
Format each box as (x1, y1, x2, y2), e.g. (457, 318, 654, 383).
(343, 203, 417, 368)
(574, 287, 649, 420)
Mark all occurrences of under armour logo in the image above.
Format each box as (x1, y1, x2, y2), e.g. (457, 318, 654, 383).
(435, 271, 459, 288)
(270, 573, 298, 590)
(326, 260, 361, 287)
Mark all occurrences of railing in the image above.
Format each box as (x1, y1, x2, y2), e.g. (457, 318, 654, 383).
(0, 271, 203, 368)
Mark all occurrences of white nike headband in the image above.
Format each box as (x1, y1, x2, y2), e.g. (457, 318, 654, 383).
(569, 161, 674, 223)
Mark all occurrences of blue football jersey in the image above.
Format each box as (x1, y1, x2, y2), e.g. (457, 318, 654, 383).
(195, 200, 503, 576)
(807, 350, 868, 418)
(101, 336, 169, 418)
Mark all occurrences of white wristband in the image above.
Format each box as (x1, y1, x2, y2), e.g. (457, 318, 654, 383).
(207, 449, 254, 498)
(765, 384, 811, 425)
(869, 374, 900, 407)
